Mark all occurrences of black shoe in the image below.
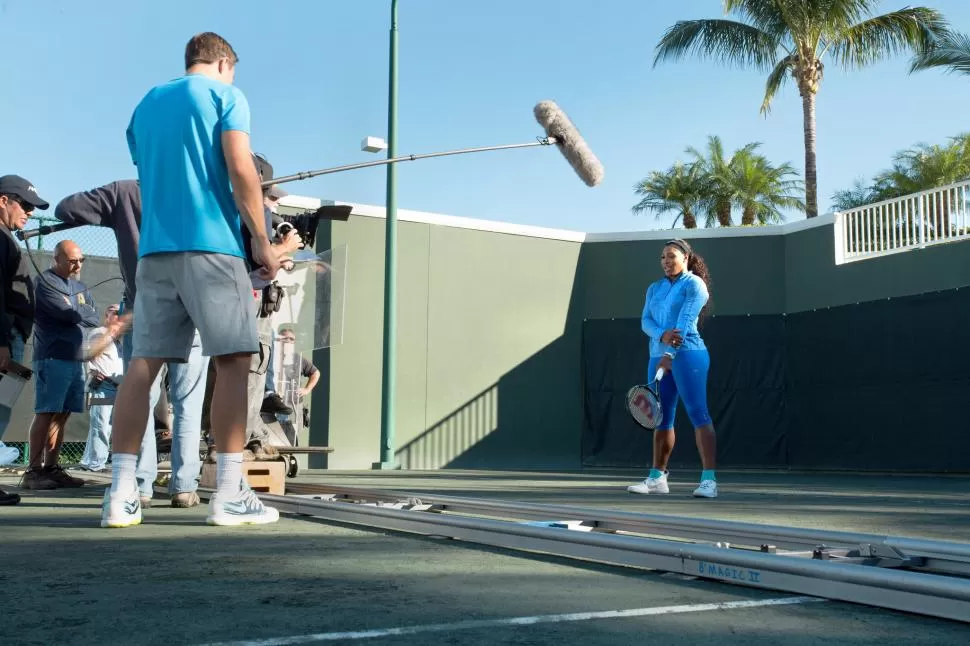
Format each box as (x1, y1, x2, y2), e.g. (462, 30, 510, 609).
(0, 487, 21, 505)
(261, 393, 293, 415)
(43, 464, 85, 488)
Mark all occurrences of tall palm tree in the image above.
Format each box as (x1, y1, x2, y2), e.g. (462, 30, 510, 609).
(653, 0, 948, 219)
(911, 29, 970, 76)
(632, 162, 709, 229)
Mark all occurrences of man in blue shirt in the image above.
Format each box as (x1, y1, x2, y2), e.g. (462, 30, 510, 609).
(103, 32, 281, 529)
(21, 240, 99, 491)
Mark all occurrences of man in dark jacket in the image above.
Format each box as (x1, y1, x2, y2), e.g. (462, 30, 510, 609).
(0, 175, 50, 505)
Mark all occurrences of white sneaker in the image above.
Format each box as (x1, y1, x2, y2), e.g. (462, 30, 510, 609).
(100, 487, 143, 528)
(627, 472, 669, 494)
(693, 480, 718, 498)
(207, 481, 280, 526)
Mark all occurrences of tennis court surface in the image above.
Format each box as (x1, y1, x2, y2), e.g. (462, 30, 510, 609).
(1, 468, 967, 645)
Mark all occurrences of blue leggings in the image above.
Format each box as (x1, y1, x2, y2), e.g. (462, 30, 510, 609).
(647, 349, 713, 431)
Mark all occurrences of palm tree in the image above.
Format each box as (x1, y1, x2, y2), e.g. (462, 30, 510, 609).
(911, 29, 970, 76)
(632, 162, 709, 228)
(686, 135, 760, 227)
(832, 178, 881, 210)
(731, 153, 806, 225)
(871, 134, 970, 197)
(653, 0, 948, 219)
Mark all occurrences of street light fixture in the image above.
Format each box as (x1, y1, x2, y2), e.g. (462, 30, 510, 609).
(361, 136, 388, 154)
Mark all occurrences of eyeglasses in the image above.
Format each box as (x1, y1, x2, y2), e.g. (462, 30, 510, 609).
(67, 257, 85, 265)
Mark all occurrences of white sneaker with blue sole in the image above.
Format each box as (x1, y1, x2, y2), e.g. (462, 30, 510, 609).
(206, 481, 280, 526)
(693, 479, 718, 498)
(101, 487, 143, 528)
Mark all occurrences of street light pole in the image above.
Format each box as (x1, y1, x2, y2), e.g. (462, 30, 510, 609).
(375, 0, 400, 469)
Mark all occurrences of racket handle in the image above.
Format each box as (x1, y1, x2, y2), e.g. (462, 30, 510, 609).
(655, 367, 665, 382)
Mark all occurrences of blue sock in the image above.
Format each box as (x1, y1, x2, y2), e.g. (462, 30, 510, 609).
(649, 468, 665, 479)
(701, 469, 716, 482)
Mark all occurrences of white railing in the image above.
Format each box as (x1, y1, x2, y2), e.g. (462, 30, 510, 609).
(834, 179, 970, 264)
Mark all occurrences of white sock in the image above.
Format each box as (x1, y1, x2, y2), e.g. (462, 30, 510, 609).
(110, 453, 138, 496)
(217, 452, 243, 497)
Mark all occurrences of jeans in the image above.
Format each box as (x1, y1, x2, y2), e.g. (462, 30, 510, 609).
(33, 358, 85, 413)
(647, 349, 713, 431)
(80, 381, 117, 470)
(264, 326, 276, 395)
(0, 331, 26, 442)
(122, 329, 210, 498)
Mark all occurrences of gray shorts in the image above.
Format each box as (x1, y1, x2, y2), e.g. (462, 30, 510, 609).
(132, 252, 259, 361)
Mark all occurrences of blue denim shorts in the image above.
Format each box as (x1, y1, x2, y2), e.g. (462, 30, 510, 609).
(33, 358, 86, 414)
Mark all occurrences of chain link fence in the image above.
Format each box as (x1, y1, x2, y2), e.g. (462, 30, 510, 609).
(1, 216, 124, 468)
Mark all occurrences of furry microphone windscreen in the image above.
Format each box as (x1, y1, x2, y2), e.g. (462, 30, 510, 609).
(533, 100, 604, 187)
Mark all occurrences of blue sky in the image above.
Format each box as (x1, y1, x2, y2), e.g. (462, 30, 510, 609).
(3, 0, 970, 233)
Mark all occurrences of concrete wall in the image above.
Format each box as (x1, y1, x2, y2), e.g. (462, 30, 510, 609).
(301, 203, 970, 472)
(316, 211, 584, 470)
(784, 223, 970, 313)
(579, 235, 786, 319)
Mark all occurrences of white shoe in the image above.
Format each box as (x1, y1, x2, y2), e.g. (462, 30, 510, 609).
(627, 472, 669, 494)
(207, 481, 280, 526)
(693, 480, 718, 498)
(100, 486, 143, 528)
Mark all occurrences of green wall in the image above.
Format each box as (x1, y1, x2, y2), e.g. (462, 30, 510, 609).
(784, 223, 970, 313)
(579, 235, 786, 319)
(317, 214, 583, 470)
(308, 208, 970, 471)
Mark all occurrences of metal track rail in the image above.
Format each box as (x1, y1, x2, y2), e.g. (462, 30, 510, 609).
(265, 482, 970, 624)
(91, 471, 968, 624)
(284, 483, 970, 577)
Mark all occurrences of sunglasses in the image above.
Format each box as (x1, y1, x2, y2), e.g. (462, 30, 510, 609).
(2, 194, 34, 214)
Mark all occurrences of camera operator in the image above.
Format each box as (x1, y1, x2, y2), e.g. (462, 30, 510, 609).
(243, 156, 302, 444)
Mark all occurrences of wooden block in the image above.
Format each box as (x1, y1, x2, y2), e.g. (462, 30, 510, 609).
(200, 460, 286, 496)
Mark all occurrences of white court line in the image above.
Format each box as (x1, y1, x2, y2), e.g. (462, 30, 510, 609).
(197, 596, 825, 646)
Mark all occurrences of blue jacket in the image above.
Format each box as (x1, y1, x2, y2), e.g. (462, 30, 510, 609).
(640, 270, 709, 358)
(32, 269, 100, 361)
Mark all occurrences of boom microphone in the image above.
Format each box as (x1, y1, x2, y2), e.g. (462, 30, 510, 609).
(267, 101, 605, 190)
(533, 101, 604, 187)
(15, 221, 84, 241)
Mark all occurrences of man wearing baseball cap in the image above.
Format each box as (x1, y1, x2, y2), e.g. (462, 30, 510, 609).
(0, 174, 50, 506)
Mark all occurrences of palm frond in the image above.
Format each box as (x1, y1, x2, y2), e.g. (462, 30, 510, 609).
(760, 54, 796, 114)
(829, 8, 948, 69)
(812, 0, 883, 36)
(724, 0, 789, 41)
(910, 29, 970, 76)
(653, 19, 780, 71)
(832, 179, 879, 210)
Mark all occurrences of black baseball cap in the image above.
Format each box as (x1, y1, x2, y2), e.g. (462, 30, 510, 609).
(0, 175, 50, 210)
(253, 153, 273, 182)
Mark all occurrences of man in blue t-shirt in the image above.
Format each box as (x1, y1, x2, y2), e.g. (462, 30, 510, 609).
(102, 31, 281, 530)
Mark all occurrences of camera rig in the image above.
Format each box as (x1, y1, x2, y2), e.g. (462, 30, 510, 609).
(275, 205, 352, 250)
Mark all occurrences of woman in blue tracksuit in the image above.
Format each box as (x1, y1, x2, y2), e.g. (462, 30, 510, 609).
(628, 238, 718, 499)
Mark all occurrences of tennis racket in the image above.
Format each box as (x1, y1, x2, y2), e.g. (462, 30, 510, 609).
(626, 367, 666, 430)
